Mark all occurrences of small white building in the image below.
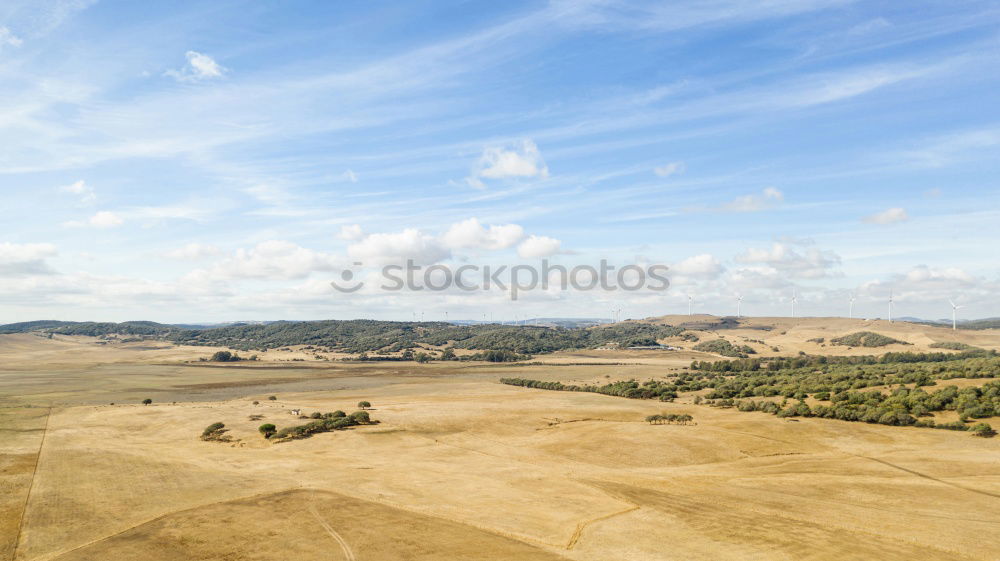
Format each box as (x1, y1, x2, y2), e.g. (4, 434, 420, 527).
(290, 408, 301, 416)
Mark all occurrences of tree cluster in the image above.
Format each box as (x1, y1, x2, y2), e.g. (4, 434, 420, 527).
(645, 414, 694, 425)
(266, 410, 376, 442)
(709, 380, 999, 436)
(692, 339, 756, 358)
(830, 331, 910, 348)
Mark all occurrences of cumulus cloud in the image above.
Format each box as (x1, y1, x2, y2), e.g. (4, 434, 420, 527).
(0, 242, 57, 277)
(197, 240, 342, 280)
(348, 229, 450, 266)
(163, 242, 221, 260)
(90, 211, 124, 228)
(736, 241, 840, 279)
(467, 139, 548, 188)
(720, 187, 784, 212)
(861, 265, 984, 299)
(65, 211, 124, 228)
(654, 161, 685, 178)
(863, 207, 908, 225)
(672, 253, 723, 280)
(441, 218, 524, 251)
(727, 265, 790, 291)
(59, 179, 95, 204)
(338, 224, 364, 241)
(342, 219, 556, 265)
(165, 51, 226, 82)
(517, 235, 562, 258)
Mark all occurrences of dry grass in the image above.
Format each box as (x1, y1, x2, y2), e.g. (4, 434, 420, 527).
(2, 323, 1000, 561)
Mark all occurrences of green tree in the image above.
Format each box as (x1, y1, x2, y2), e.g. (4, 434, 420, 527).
(358, 401, 371, 410)
(258, 423, 277, 438)
(210, 350, 238, 362)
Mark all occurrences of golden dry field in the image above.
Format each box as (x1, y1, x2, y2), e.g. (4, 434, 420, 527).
(2, 318, 1000, 561)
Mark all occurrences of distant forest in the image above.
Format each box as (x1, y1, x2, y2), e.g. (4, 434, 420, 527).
(0, 319, 686, 355)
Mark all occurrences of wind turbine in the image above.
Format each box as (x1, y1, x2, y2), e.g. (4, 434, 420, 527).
(849, 293, 856, 319)
(888, 289, 893, 323)
(687, 295, 693, 316)
(791, 290, 797, 318)
(949, 299, 963, 330)
(737, 294, 743, 318)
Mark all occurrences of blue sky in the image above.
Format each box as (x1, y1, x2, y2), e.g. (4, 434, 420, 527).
(1, 0, 998, 323)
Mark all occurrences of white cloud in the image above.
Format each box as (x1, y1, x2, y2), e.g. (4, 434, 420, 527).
(441, 218, 524, 251)
(654, 161, 685, 178)
(197, 240, 342, 281)
(341, 169, 358, 183)
(736, 241, 840, 279)
(727, 265, 790, 291)
(863, 207, 908, 225)
(90, 210, 124, 228)
(860, 266, 996, 306)
(0, 26, 23, 48)
(517, 235, 562, 258)
(59, 179, 96, 204)
(165, 51, 226, 82)
(65, 211, 124, 229)
(338, 224, 364, 241)
(163, 242, 221, 260)
(467, 139, 549, 187)
(672, 253, 723, 279)
(348, 228, 450, 266)
(714, 187, 784, 212)
(0, 242, 57, 276)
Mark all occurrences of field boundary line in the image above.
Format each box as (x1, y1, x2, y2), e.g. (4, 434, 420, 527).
(860, 455, 1000, 500)
(26, 487, 301, 561)
(308, 494, 357, 561)
(10, 406, 52, 561)
(565, 504, 640, 549)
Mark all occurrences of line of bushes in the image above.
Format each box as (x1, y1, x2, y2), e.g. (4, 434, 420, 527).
(500, 377, 678, 401)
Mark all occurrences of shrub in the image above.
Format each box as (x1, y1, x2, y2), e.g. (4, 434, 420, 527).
(142, 398, 152, 405)
(349, 410, 371, 423)
(202, 422, 225, 437)
(970, 423, 997, 438)
(200, 422, 231, 442)
(268, 395, 277, 401)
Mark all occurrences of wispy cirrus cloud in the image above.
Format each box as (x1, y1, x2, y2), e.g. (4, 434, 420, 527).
(863, 207, 908, 225)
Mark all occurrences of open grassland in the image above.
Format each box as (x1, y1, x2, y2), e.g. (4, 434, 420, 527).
(2, 321, 1000, 561)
